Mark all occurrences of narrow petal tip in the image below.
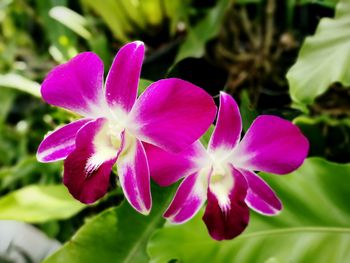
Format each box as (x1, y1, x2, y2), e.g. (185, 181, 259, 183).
(132, 40, 144, 47)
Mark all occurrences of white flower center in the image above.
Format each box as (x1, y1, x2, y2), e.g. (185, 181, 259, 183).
(199, 148, 235, 212)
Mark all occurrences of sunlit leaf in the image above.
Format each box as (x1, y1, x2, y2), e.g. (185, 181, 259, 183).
(140, 0, 164, 26)
(148, 158, 350, 262)
(81, 0, 131, 42)
(287, 0, 350, 105)
(0, 73, 41, 97)
(44, 184, 174, 263)
(49, 6, 91, 39)
(0, 185, 85, 223)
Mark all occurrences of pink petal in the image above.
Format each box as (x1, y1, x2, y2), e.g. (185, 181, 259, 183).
(41, 52, 104, 117)
(37, 119, 91, 162)
(63, 118, 121, 204)
(144, 141, 206, 186)
(203, 167, 249, 241)
(130, 78, 217, 152)
(117, 138, 151, 215)
(163, 171, 208, 223)
(232, 115, 309, 174)
(105, 41, 145, 113)
(209, 92, 242, 151)
(241, 169, 282, 215)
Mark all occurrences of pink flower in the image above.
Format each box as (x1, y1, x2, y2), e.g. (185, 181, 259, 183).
(145, 92, 309, 239)
(37, 41, 217, 215)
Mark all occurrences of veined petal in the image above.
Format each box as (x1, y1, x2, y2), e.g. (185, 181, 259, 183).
(144, 141, 206, 186)
(117, 138, 151, 215)
(203, 167, 249, 241)
(105, 41, 145, 113)
(41, 52, 105, 117)
(37, 118, 91, 162)
(231, 115, 309, 174)
(63, 118, 121, 204)
(209, 92, 242, 151)
(130, 78, 217, 152)
(241, 169, 282, 215)
(163, 171, 209, 224)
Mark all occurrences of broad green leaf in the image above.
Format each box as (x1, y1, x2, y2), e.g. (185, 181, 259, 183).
(175, 0, 231, 63)
(44, 184, 174, 263)
(287, 0, 350, 105)
(49, 6, 91, 39)
(0, 73, 41, 97)
(148, 158, 350, 263)
(0, 185, 85, 223)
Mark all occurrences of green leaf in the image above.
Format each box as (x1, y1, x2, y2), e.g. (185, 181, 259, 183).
(239, 90, 258, 132)
(175, 0, 231, 63)
(44, 184, 174, 263)
(36, 0, 78, 62)
(287, 0, 350, 105)
(200, 125, 214, 147)
(0, 73, 41, 97)
(0, 88, 15, 123)
(148, 158, 350, 262)
(49, 6, 91, 39)
(81, 0, 131, 42)
(140, 0, 164, 26)
(138, 79, 153, 95)
(0, 185, 85, 223)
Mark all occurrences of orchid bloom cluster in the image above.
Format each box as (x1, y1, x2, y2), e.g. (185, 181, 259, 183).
(37, 41, 216, 215)
(37, 41, 308, 240)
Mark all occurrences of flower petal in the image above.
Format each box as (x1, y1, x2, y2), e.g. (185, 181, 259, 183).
(41, 52, 105, 117)
(241, 169, 282, 215)
(144, 141, 206, 186)
(63, 118, 121, 204)
(209, 92, 242, 151)
(105, 41, 145, 113)
(37, 119, 91, 162)
(163, 171, 208, 224)
(130, 78, 217, 152)
(203, 167, 249, 241)
(231, 115, 309, 174)
(117, 137, 151, 215)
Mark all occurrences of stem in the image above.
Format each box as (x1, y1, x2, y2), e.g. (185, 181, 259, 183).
(239, 7, 259, 48)
(263, 0, 275, 56)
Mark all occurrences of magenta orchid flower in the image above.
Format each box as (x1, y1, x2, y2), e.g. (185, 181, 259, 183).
(144, 92, 309, 240)
(37, 41, 216, 215)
